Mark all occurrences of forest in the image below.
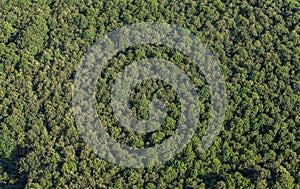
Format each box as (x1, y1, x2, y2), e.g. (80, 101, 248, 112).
(0, 0, 299, 188)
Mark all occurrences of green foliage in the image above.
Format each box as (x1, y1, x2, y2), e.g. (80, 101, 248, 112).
(0, 133, 15, 158)
(0, 0, 299, 188)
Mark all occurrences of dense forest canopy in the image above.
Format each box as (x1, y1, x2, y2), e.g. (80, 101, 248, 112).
(0, 0, 299, 188)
